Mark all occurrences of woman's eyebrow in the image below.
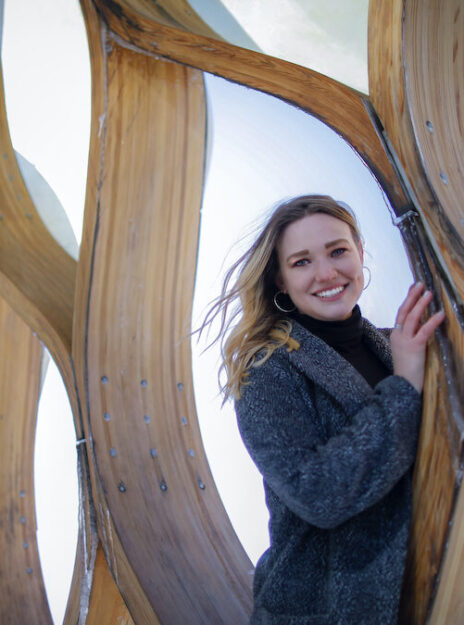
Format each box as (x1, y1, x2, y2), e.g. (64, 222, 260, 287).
(325, 238, 350, 249)
(286, 249, 309, 263)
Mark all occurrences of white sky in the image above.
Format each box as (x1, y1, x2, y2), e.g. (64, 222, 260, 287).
(1, 1, 412, 622)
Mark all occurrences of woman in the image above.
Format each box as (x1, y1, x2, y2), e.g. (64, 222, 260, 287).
(204, 195, 445, 624)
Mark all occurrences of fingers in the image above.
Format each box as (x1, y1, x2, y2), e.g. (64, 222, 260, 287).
(394, 282, 445, 341)
(395, 282, 424, 327)
(415, 309, 446, 343)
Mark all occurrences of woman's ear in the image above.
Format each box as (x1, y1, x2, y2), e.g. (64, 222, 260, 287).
(275, 272, 285, 292)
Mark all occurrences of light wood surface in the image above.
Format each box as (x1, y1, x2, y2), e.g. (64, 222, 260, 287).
(0, 66, 77, 400)
(86, 546, 135, 625)
(74, 5, 253, 617)
(0, 296, 52, 625)
(369, 1, 464, 623)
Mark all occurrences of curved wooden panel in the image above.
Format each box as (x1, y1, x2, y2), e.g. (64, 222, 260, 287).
(0, 65, 77, 397)
(76, 2, 251, 622)
(369, 2, 464, 623)
(0, 296, 52, 625)
(369, 0, 464, 292)
(100, 0, 222, 39)
(92, 0, 410, 214)
(404, 0, 464, 249)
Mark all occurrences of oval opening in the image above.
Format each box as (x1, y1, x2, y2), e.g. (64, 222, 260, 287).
(1, 0, 91, 255)
(192, 73, 412, 564)
(34, 352, 79, 624)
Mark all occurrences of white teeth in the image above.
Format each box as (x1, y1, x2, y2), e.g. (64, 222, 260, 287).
(315, 286, 344, 298)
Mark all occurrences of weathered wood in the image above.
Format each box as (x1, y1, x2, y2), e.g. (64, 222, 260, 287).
(86, 546, 135, 625)
(98, 0, 222, 39)
(0, 65, 77, 400)
(369, 2, 464, 623)
(93, 0, 410, 214)
(0, 296, 52, 625)
(404, 0, 464, 252)
(368, 0, 464, 292)
(75, 2, 163, 622)
(76, 1, 253, 622)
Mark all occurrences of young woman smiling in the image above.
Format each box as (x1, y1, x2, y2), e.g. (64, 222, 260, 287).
(203, 195, 445, 624)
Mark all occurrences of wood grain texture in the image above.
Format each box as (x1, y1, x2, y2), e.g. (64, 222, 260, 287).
(86, 546, 135, 625)
(0, 296, 52, 625)
(369, 0, 464, 293)
(93, 0, 410, 214)
(76, 2, 252, 622)
(102, 0, 222, 39)
(0, 65, 77, 401)
(404, 0, 464, 249)
(369, 2, 464, 623)
(75, 2, 163, 623)
(82, 36, 252, 624)
(397, 218, 462, 625)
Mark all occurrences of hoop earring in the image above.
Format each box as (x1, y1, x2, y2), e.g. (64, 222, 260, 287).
(362, 265, 371, 291)
(273, 291, 296, 313)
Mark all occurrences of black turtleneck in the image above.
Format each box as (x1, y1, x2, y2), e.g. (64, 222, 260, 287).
(292, 305, 390, 388)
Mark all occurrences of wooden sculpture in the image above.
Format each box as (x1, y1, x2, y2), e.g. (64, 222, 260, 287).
(0, 0, 462, 623)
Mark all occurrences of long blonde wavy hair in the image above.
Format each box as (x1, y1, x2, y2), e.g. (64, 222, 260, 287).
(201, 195, 362, 400)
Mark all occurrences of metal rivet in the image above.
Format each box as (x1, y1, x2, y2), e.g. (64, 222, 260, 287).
(181, 416, 188, 426)
(103, 412, 111, 421)
(109, 448, 117, 457)
(23, 541, 28, 549)
(0, 214, 3, 220)
(426, 120, 434, 133)
(439, 172, 449, 184)
(177, 382, 184, 391)
(144, 414, 150, 423)
(20, 490, 25, 498)
(118, 481, 126, 492)
(26, 568, 33, 574)
(150, 448, 158, 458)
(160, 480, 168, 492)
(3, 153, 7, 159)
(20, 516, 26, 524)
(25, 213, 32, 219)
(141, 379, 147, 387)
(198, 479, 206, 490)
(101, 375, 108, 384)
(188, 449, 195, 457)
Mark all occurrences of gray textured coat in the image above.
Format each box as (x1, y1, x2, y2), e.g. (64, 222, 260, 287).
(235, 318, 422, 625)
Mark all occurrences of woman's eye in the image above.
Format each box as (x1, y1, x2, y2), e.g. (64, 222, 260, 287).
(294, 258, 309, 267)
(331, 248, 346, 257)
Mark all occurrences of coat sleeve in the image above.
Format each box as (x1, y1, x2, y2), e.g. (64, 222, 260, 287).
(235, 354, 422, 530)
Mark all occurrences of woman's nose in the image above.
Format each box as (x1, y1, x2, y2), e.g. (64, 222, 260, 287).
(314, 259, 337, 282)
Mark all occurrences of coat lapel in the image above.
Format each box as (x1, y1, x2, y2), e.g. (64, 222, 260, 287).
(286, 318, 393, 415)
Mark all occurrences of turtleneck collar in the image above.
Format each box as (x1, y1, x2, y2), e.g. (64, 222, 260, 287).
(291, 305, 363, 354)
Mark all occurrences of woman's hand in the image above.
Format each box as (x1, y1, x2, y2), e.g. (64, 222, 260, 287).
(390, 282, 446, 393)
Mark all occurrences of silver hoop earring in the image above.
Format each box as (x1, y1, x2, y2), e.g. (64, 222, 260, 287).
(273, 291, 296, 313)
(362, 265, 371, 291)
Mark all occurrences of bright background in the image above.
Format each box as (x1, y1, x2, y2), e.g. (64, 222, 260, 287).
(1, 1, 412, 622)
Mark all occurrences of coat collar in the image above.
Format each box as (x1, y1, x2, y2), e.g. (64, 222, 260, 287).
(286, 317, 393, 413)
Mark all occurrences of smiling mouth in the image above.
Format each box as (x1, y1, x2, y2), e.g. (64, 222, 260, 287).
(314, 285, 347, 299)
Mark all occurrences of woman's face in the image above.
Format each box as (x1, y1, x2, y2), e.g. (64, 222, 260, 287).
(276, 212, 364, 321)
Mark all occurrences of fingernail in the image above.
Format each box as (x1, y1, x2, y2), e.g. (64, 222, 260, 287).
(422, 290, 431, 297)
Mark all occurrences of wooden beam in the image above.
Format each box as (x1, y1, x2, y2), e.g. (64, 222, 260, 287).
(369, 1, 464, 623)
(0, 296, 52, 625)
